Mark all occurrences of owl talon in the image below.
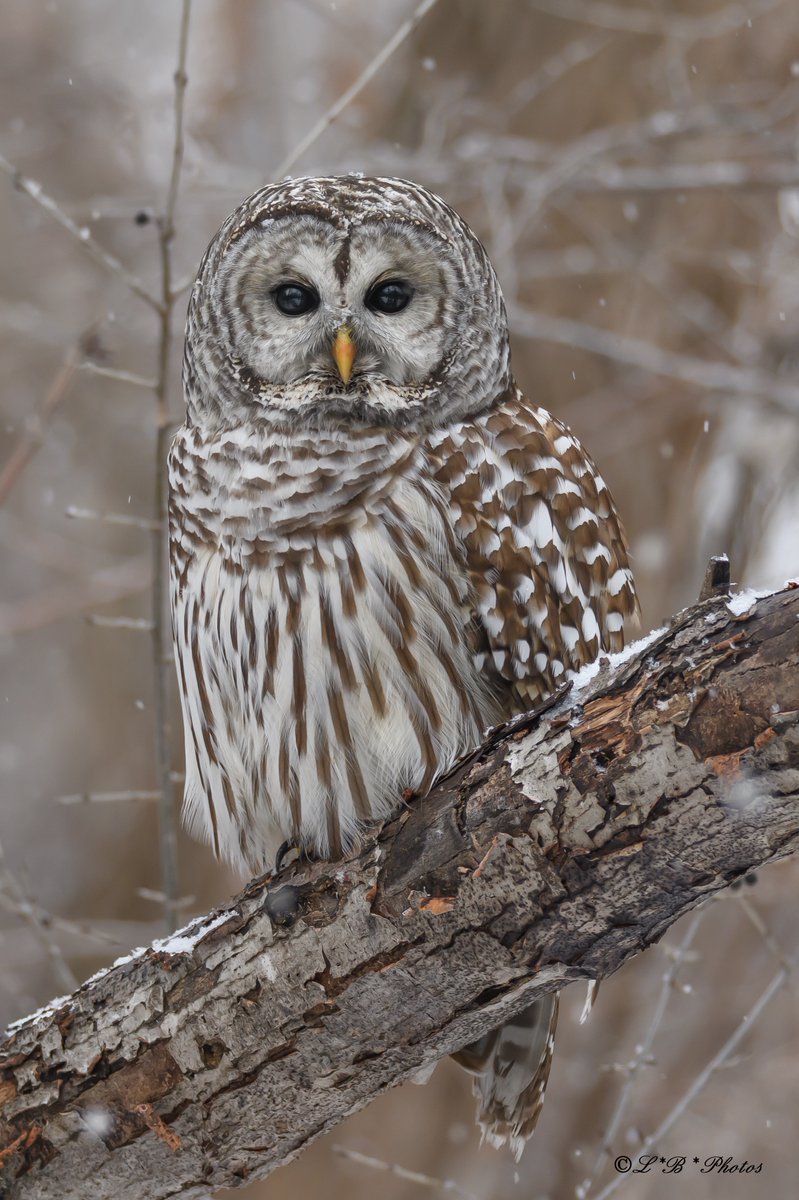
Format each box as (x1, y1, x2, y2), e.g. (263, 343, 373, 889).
(273, 840, 299, 874)
(273, 840, 322, 874)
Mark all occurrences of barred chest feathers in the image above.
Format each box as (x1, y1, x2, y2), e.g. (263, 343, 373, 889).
(169, 422, 503, 875)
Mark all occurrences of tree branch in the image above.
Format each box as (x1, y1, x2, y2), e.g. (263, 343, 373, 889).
(1, 583, 798, 1199)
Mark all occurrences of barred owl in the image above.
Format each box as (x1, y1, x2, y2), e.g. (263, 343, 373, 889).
(169, 176, 637, 1156)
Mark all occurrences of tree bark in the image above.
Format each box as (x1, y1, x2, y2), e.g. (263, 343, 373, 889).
(2, 584, 798, 1199)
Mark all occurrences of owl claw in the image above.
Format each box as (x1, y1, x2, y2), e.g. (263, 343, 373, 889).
(273, 840, 321, 875)
(273, 839, 299, 874)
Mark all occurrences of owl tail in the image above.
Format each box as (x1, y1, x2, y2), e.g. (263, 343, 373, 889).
(451, 993, 559, 1161)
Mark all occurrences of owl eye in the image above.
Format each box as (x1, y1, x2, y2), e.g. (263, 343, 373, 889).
(366, 279, 414, 314)
(273, 282, 319, 316)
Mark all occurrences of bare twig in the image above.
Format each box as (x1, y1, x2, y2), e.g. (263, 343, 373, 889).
(149, 0, 193, 934)
(272, 0, 441, 181)
(508, 32, 610, 114)
(0, 555, 150, 636)
(333, 1146, 481, 1200)
(484, 89, 799, 231)
(77, 361, 157, 390)
(85, 615, 155, 631)
(0, 346, 78, 508)
(136, 888, 195, 910)
(582, 908, 708, 1196)
(734, 893, 799, 990)
(0, 837, 78, 994)
(0, 894, 125, 949)
(565, 160, 799, 195)
(65, 506, 160, 532)
(0, 297, 65, 346)
(57, 790, 162, 806)
(528, 0, 784, 39)
(162, 6, 191, 249)
(0, 510, 95, 576)
(509, 307, 799, 415)
(544, 199, 759, 370)
(591, 965, 792, 1200)
(0, 152, 161, 312)
(468, 96, 794, 173)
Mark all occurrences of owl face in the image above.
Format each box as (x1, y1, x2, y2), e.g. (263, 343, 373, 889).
(184, 177, 512, 432)
(222, 216, 460, 392)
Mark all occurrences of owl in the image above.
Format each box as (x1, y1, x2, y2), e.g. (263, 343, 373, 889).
(169, 175, 637, 1157)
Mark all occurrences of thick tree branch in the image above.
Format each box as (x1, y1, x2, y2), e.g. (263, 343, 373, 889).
(1, 584, 798, 1199)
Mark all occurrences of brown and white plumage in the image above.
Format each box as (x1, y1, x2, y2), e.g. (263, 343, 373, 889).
(169, 175, 637, 1155)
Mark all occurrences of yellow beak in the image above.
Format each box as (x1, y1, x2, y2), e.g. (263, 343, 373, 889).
(331, 326, 356, 385)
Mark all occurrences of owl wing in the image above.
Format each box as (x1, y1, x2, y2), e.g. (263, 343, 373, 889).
(427, 387, 638, 709)
(431, 388, 637, 1154)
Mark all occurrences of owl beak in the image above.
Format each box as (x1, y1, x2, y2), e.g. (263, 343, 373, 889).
(331, 326, 356, 385)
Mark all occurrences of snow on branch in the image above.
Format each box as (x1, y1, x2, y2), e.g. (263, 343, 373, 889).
(1, 582, 798, 1199)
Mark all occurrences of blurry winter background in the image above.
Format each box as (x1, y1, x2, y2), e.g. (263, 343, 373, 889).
(1, 1, 798, 1197)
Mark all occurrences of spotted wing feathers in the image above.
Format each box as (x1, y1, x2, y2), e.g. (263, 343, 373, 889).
(429, 388, 638, 708)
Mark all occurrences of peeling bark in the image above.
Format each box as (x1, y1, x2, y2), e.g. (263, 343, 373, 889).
(1, 585, 798, 1199)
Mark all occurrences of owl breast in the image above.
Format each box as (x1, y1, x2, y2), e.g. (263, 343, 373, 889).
(169, 424, 501, 874)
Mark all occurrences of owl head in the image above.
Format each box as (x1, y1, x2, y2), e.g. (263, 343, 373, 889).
(183, 176, 511, 432)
